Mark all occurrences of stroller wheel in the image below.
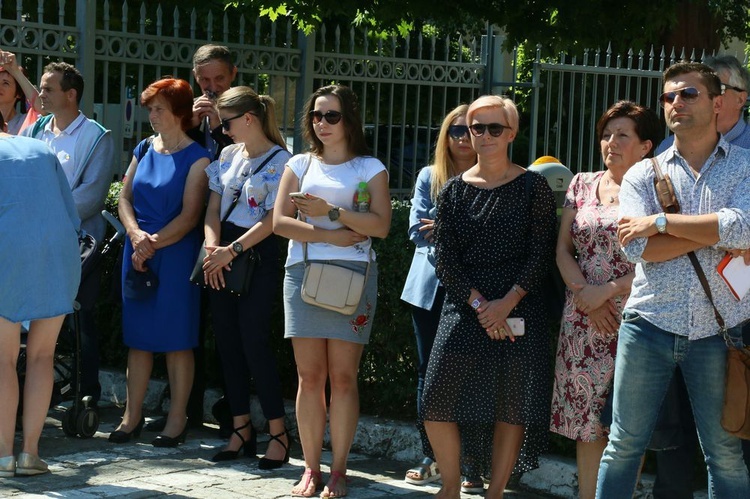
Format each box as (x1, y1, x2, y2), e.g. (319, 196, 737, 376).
(61, 408, 77, 437)
(76, 407, 99, 439)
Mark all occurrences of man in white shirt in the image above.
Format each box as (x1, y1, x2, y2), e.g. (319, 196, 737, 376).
(24, 62, 115, 408)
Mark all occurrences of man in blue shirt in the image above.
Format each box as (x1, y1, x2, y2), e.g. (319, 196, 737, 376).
(651, 56, 750, 499)
(596, 62, 750, 499)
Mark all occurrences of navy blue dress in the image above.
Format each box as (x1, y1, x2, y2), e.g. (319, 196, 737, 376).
(122, 141, 209, 352)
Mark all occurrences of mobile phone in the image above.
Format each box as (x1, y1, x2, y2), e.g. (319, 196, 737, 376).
(289, 192, 307, 199)
(507, 317, 525, 336)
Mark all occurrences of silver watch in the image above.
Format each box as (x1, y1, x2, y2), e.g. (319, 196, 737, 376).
(328, 206, 341, 221)
(655, 212, 667, 234)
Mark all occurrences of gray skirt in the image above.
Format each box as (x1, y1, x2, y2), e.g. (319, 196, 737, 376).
(283, 260, 378, 345)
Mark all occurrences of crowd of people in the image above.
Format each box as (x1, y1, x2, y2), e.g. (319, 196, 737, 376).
(1, 43, 750, 499)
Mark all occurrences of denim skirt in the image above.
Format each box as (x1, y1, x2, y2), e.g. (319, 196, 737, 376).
(283, 260, 378, 345)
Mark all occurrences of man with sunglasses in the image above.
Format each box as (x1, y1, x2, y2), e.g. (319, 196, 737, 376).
(596, 62, 750, 498)
(650, 56, 750, 499)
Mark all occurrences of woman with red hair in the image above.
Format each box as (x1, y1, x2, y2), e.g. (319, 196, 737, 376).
(109, 78, 210, 447)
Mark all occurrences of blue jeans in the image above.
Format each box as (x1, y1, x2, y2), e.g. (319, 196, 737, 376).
(596, 312, 749, 499)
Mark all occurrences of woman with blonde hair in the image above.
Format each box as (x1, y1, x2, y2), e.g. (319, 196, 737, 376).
(422, 95, 557, 499)
(401, 104, 485, 493)
(202, 86, 291, 467)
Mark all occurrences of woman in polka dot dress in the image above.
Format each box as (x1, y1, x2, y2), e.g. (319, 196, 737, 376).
(422, 95, 557, 499)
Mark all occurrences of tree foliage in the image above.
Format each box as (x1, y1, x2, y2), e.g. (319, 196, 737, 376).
(224, 0, 749, 54)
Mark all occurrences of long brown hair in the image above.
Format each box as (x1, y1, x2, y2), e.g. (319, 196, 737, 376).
(430, 104, 474, 201)
(217, 86, 287, 149)
(302, 85, 369, 157)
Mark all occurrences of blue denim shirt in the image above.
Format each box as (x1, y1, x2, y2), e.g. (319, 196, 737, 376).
(619, 137, 750, 339)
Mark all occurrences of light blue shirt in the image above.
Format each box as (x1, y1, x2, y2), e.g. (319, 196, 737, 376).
(619, 137, 750, 338)
(656, 117, 750, 154)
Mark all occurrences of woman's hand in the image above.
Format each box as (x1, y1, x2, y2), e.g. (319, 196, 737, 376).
(129, 229, 157, 259)
(291, 193, 332, 218)
(202, 245, 233, 290)
(327, 228, 369, 247)
(131, 251, 148, 272)
(418, 218, 435, 243)
(587, 300, 621, 338)
(476, 296, 516, 342)
(571, 282, 611, 314)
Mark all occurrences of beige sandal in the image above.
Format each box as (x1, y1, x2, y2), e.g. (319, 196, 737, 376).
(404, 457, 441, 485)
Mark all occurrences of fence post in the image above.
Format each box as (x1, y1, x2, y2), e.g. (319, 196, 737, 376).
(293, 30, 316, 154)
(528, 45, 542, 164)
(76, 1, 97, 117)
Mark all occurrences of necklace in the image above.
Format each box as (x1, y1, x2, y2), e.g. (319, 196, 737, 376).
(162, 136, 188, 152)
(603, 173, 620, 205)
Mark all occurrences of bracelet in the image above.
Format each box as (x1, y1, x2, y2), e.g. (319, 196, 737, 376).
(511, 285, 523, 298)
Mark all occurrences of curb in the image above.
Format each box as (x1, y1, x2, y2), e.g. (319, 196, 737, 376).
(96, 368, 708, 499)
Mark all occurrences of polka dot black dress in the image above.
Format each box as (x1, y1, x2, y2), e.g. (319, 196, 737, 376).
(422, 171, 557, 474)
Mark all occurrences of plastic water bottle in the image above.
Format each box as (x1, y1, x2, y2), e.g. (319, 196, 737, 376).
(353, 182, 370, 212)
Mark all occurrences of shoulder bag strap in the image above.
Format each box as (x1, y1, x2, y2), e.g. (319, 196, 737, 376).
(649, 157, 728, 337)
(221, 148, 282, 223)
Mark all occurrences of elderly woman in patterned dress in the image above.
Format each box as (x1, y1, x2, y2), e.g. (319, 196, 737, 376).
(549, 100, 660, 499)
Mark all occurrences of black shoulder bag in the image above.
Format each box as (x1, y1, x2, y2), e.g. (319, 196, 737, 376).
(189, 148, 282, 295)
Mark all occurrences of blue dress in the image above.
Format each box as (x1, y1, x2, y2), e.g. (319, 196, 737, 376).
(122, 141, 209, 352)
(0, 136, 81, 322)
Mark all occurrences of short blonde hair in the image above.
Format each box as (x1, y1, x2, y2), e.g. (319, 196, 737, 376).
(466, 95, 519, 134)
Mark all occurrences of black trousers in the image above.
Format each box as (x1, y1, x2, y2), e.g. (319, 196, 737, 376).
(208, 234, 285, 421)
(75, 264, 102, 403)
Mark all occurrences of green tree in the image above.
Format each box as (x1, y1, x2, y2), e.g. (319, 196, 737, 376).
(225, 0, 749, 54)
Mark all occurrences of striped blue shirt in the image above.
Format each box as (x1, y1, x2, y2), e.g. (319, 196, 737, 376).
(619, 137, 750, 339)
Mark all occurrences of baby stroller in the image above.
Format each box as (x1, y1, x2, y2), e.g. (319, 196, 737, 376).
(17, 211, 126, 438)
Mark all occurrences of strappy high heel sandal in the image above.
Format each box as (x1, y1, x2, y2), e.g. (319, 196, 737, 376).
(211, 421, 257, 462)
(258, 429, 290, 469)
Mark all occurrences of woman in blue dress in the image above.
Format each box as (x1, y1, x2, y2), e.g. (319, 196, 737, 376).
(109, 78, 210, 447)
(0, 121, 81, 477)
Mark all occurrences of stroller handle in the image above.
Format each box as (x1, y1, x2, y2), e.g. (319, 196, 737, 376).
(101, 210, 126, 243)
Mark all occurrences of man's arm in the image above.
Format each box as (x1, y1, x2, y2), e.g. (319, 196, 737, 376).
(72, 133, 115, 221)
(618, 212, 717, 262)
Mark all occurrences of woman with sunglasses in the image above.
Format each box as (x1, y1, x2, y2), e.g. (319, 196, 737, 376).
(422, 95, 557, 499)
(401, 104, 486, 494)
(549, 101, 660, 499)
(273, 85, 391, 498)
(202, 86, 291, 466)
(112, 78, 210, 447)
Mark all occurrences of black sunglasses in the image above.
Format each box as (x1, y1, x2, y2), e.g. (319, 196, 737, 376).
(221, 112, 246, 131)
(309, 110, 343, 125)
(722, 83, 747, 93)
(469, 123, 509, 137)
(448, 125, 469, 140)
(659, 87, 701, 107)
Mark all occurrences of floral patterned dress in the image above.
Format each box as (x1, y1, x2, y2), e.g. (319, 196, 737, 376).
(549, 171, 635, 442)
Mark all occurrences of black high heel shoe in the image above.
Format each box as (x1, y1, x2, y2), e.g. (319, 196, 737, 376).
(152, 425, 188, 448)
(108, 417, 145, 443)
(258, 430, 290, 470)
(212, 422, 257, 462)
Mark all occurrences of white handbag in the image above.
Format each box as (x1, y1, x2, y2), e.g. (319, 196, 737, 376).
(301, 259, 368, 315)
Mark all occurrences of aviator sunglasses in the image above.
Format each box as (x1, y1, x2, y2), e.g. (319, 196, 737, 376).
(658, 87, 702, 107)
(448, 125, 469, 140)
(309, 110, 343, 125)
(469, 123, 509, 137)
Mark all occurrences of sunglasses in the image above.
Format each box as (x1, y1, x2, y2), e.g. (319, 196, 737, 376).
(309, 110, 343, 125)
(221, 112, 246, 131)
(658, 87, 701, 107)
(448, 125, 469, 140)
(722, 83, 747, 93)
(469, 123, 509, 137)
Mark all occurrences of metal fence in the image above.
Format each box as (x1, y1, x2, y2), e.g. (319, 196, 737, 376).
(0, 0, 487, 198)
(2, 1, 747, 193)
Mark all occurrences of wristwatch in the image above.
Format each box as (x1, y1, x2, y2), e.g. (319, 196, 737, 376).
(328, 206, 341, 221)
(655, 212, 668, 234)
(471, 297, 483, 310)
(232, 241, 244, 255)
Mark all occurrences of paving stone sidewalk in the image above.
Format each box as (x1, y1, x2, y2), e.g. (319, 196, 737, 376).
(0, 406, 550, 498)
